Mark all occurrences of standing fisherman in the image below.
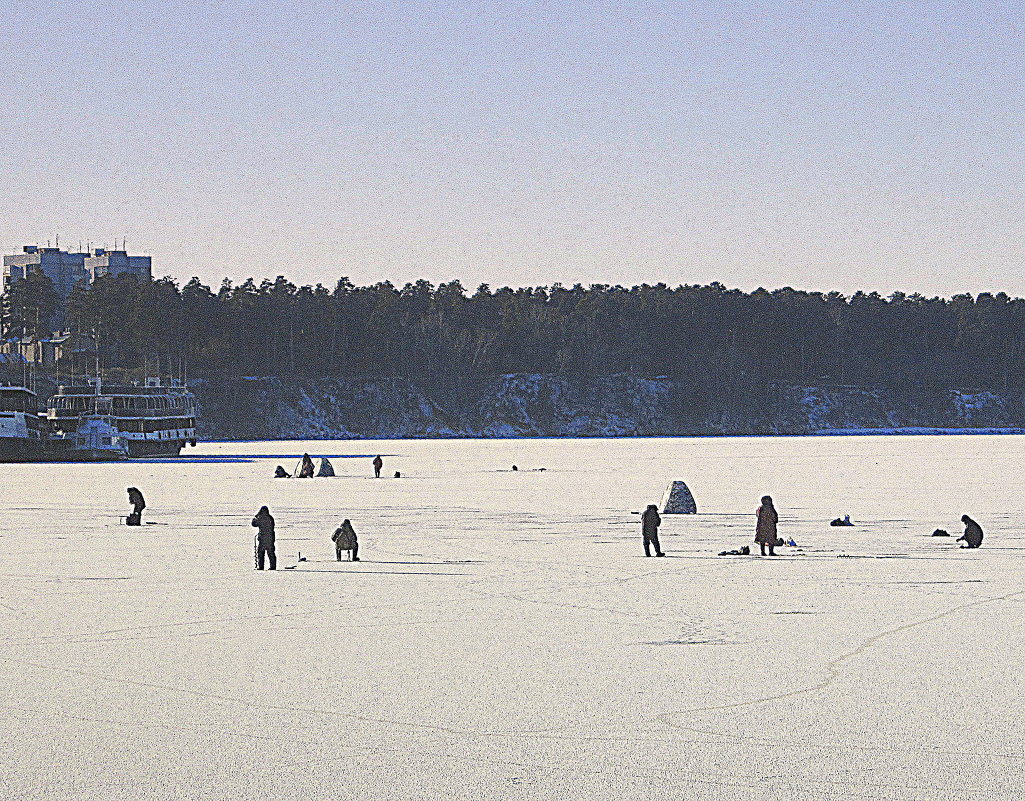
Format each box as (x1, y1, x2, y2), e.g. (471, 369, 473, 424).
(252, 506, 277, 570)
(755, 495, 778, 556)
(373, 455, 383, 478)
(641, 504, 665, 557)
(126, 487, 146, 526)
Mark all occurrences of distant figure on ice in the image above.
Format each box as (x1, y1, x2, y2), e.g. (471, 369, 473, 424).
(274, 465, 289, 478)
(252, 506, 277, 570)
(126, 487, 146, 526)
(755, 496, 778, 556)
(641, 504, 665, 557)
(332, 519, 360, 561)
(298, 453, 315, 478)
(830, 515, 853, 527)
(511, 465, 518, 472)
(394, 471, 401, 478)
(373, 455, 383, 478)
(932, 529, 950, 537)
(958, 515, 984, 549)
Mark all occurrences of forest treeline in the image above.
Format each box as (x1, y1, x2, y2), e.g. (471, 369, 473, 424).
(4, 269, 1025, 396)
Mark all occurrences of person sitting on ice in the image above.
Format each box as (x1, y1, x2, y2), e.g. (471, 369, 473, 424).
(298, 453, 315, 478)
(641, 504, 665, 557)
(957, 515, 984, 549)
(126, 487, 146, 526)
(830, 515, 853, 527)
(274, 465, 289, 478)
(332, 519, 360, 562)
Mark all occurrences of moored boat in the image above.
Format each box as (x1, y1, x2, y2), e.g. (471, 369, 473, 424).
(0, 385, 45, 462)
(46, 378, 198, 459)
(46, 415, 129, 461)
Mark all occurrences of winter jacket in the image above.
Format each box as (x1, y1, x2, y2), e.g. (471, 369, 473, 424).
(958, 518, 984, 548)
(332, 521, 357, 550)
(641, 507, 661, 538)
(127, 487, 146, 511)
(252, 511, 276, 545)
(755, 504, 778, 544)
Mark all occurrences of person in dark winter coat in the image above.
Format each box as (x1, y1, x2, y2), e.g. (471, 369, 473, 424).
(373, 455, 383, 478)
(252, 506, 277, 570)
(332, 519, 360, 561)
(298, 453, 315, 478)
(755, 496, 778, 556)
(958, 515, 984, 549)
(126, 487, 146, 526)
(641, 504, 665, 557)
(274, 465, 289, 478)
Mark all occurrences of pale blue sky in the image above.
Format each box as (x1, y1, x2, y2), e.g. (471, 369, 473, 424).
(1, 1, 1022, 295)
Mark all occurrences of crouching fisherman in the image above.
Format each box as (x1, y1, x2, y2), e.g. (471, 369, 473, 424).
(958, 515, 984, 549)
(252, 506, 277, 570)
(126, 487, 146, 526)
(332, 519, 360, 561)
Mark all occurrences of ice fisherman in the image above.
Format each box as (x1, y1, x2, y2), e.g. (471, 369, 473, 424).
(641, 504, 665, 557)
(298, 453, 315, 478)
(373, 455, 383, 478)
(274, 465, 289, 478)
(830, 515, 853, 527)
(332, 519, 360, 561)
(755, 496, 779, 556)
(252, 506, 277, 570)
(958, 515, 984, 549)
(126, 487, 146, 526)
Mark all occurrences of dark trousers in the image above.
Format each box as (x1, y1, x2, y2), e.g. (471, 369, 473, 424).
(256, 543, 277, 570)
(336, 542, 359, 561)
(644, 535, 663, 556)
(374, 466, 381, 478)
(759, 543, 775, 556)
(126, 510, 142, 526)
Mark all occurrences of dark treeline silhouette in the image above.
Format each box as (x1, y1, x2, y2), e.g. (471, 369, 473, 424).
(6, 270, 1025, 398)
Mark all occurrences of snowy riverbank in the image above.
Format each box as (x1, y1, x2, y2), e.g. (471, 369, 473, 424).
(190, 374, 1025, 439)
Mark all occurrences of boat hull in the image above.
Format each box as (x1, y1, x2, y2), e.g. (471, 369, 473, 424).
(0, 437, 46, 463)
(125, 439, 184, 458)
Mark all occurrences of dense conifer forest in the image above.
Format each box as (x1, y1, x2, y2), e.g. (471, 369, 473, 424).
(4, 269, 1024, 401)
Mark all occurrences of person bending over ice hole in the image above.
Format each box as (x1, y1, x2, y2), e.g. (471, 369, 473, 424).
(373, 455, 383, 478)
(126, 487, 145, 526)
(332, 519, 360, 561)
(958, 515, 984, 549)
(252, 506, 277, 570)
(755, 496, 779, 556)
(642, 504, 665, 557)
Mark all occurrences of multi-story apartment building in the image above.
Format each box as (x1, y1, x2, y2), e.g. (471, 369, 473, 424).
(3, 245, 151, 298)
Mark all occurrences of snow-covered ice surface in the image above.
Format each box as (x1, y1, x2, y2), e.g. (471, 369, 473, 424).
(2, 435, 1024, 800)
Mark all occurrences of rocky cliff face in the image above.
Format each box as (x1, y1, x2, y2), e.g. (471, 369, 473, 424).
(190, 375, 1025, 440)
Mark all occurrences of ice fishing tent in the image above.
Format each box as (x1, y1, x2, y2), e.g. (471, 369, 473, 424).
(661, 481, 697, 514)
(317, 458, 335, 477)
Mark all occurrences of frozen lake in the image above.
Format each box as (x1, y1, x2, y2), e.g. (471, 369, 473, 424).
(2, 436, 1023, 800)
